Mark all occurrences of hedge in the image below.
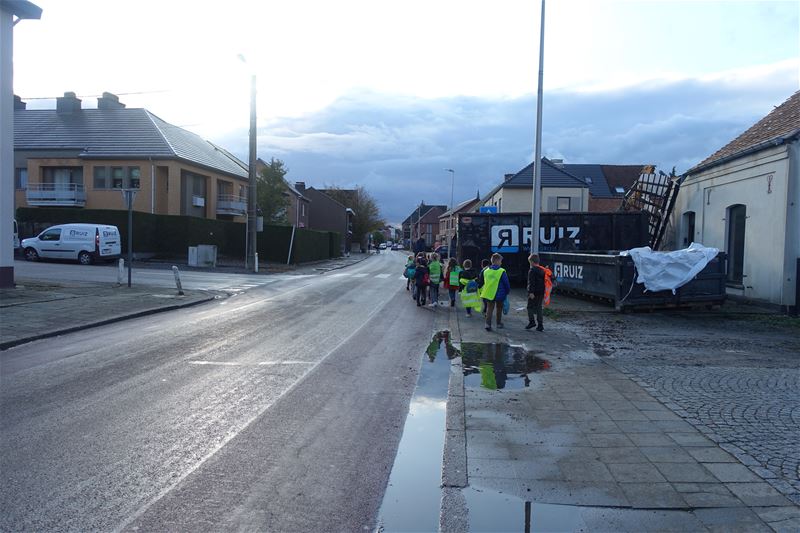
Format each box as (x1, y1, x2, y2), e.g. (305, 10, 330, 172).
(16, 207, 341, 264)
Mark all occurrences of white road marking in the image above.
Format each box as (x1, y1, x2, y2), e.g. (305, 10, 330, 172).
(353, 273, 369, 278)
(189, 360, 313, 367)
(376, 273, 391, 279)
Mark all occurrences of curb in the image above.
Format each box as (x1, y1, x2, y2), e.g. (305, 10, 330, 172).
(0, 294, 218, 351)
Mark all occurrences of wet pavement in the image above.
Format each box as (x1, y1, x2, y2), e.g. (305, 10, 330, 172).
(433, 291, 799, 532)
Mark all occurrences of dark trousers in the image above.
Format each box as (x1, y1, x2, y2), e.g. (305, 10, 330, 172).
(448, 288, 457, 304)
(485, 299, 504, 326)
(527, 294, 543, 326)
(416, 284, 427, 305)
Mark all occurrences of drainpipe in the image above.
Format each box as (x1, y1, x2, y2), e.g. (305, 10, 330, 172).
(149, 157, 155, 214)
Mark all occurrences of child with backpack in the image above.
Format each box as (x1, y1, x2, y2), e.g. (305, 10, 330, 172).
(526, 253, 552, 331)
(458, 259, 479, 316)
(404, 255, 415, 291)
(414, 256, 429, 307)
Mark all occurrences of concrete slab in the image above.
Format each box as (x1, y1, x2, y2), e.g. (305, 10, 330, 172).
(694, 506, 772, 532)
(608, 462, 668, 483)
(618, 482, 688, 509)
(686, 446, 738, 463)
(704, 462, 764, 483)
(638, 446, 696, 463)
(725, 482, 794, 506)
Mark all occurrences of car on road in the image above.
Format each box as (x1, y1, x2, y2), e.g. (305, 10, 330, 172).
(378, 243, 387, 250)
(22, 223, 122, 265)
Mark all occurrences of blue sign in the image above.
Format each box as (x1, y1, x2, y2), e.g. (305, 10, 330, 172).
(479, 206, 498, 214)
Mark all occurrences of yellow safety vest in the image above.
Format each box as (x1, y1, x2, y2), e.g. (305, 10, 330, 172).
(482, 267, 506, 300)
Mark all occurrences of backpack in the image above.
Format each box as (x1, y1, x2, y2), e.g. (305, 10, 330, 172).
(536, 265, 554, 306)
(422, 272, 430, 286)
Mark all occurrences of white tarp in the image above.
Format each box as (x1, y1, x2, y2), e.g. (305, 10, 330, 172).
(621, 243, 719, 294)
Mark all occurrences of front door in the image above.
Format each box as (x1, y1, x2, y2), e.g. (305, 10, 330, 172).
(37, 228, 66, 259)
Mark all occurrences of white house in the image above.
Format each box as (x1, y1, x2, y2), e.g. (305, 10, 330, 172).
(674, 91, 799, 312)
(482, 158, 590, 213)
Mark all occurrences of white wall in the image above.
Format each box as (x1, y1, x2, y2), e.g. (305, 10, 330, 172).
(674, 143, 796, 306)
(485, 186, 588, 213)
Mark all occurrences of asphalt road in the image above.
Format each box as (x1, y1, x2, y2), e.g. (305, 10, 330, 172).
(12, 258, 308, 291)
(1, 252, 435, 531)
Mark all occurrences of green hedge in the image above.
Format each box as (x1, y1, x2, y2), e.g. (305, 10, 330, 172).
(16, 207, 341, 264)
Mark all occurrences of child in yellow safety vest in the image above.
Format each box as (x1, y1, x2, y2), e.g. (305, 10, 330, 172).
(444, 258, 461, 307)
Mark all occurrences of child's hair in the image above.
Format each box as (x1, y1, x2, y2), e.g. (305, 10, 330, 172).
(448, 258, 457, 268)
(431, 253, 439, 261)
(408, 255, 414, 262)
(463, 259, 472, 268)
(491, 253, 503, 265)
(481, 259, 490, 268)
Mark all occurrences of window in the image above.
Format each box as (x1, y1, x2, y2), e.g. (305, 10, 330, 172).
(40, 228, 61, 241)
(129, 167, 140, 189)
(682, 211, 695, 246)
(584, 177, 593, 184)
(557, 197, 571, 211)
(94, 167, 109, 189)
(42, 167, 83, 185)
(14, 168, 28, 190)
(614, 186, 626, 194)
(727, 204, 746, 285)
(111, 167, 125, 188)
(301, 203, 305, 217)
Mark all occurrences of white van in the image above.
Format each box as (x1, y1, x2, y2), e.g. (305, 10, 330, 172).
(22, 224, 121, 265)
(13, 219, 19, 251)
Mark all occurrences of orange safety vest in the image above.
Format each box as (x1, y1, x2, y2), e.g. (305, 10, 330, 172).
(536, 265, 553, 306)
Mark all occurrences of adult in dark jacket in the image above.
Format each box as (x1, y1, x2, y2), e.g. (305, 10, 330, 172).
(526, 253, 545, 331)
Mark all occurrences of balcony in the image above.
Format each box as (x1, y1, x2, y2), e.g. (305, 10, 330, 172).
(26, 183, 86, 207)
(217, 194, 247, 216)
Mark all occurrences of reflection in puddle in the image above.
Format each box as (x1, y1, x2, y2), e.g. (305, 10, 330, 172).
(461, 343, 550, 390)
(377, 331, 457, 532)
(463, 486, 587, 532)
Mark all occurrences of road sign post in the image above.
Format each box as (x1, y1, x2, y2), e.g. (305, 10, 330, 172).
(121, 189, 137, 287)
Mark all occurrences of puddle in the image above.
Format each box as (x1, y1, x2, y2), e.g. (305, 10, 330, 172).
(377, 331, 458, 532)
(463, 486, 587, 532)
(461, 343, 550, 390)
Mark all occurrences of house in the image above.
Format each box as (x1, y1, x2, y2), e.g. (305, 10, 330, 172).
(401, 203, 447, 251)
(13, 92, 249, 221)
(482, 158, 589, 213)
(673, 90, 799, 311)
(297, 183, 353, 254)
(437, 193, 482, 248)
(560, 162, 645, 212)
(255, 158, 310, 227)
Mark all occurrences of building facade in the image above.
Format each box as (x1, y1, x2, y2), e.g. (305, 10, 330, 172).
(482, 159, 590, 213)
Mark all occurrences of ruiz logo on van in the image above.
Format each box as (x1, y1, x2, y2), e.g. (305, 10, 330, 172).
(554, 262, 583, 281)
(491, 225, 519, 253)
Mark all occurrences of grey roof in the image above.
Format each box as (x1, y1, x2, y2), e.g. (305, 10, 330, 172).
(504, 158, 590, 189)
(14, 108, 248, 179)
(562, 163, 613, 198)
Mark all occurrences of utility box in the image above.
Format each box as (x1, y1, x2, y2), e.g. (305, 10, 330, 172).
(188, 245, 217, 268)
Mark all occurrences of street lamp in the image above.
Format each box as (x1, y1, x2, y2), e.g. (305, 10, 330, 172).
(238, 54, 258, 271)
(444, 168, 455, 212)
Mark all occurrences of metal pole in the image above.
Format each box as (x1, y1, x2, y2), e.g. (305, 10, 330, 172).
(246, 73, 257, 271)
(530, 0, 546, 254)
(127, 192, 133, 287)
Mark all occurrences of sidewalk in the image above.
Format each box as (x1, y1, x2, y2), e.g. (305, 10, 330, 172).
(0, 254, 371, 351)
(438, 291, 799, 532)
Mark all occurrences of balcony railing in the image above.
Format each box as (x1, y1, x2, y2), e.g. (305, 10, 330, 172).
(217, 194, 247, 216)
(26, 183, 86, 206)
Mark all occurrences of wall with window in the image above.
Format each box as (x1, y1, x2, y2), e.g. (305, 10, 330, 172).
(485, 187, 588, 213)
(674, 143, 796, 307)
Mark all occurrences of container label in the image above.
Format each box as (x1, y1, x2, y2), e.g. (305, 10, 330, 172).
(491, 225, 519, 252)
(554, 262, 584, 281)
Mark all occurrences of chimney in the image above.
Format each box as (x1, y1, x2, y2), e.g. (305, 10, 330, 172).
(13, 95, 26, 110)
(504, 173, 515, 182)
(56, 91, 82, 113)
(294, 181, 306, 193)
(97, 91, 125, 110)
(550, 158, 564, 168)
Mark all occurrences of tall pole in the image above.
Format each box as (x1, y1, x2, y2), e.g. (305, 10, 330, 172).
(246, 73, 257, 271)
(530, 0, 545, 254)
(445, 168, 455, 211)
(127, 192, 133, 287)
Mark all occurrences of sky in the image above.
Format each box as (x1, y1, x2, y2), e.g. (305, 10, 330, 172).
(12, 0, 800, 224)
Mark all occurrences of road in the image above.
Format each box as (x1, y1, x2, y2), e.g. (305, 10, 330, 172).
(12, 258, 311, 291)
(1, 252, 435, 531)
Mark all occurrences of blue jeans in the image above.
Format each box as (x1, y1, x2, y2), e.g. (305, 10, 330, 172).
(430, 283, 439, 304)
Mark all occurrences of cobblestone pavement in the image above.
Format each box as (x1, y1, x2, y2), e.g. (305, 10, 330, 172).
(559, 306, 800, 505)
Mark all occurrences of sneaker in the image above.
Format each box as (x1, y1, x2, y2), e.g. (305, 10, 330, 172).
(485, 325, 492, 331)
(450, 301, 455, 307)
(417, 303, 421, 307)
(536, 326, 544, 332)
(525, 321, 536, 330)
(497, 323, 505, 329)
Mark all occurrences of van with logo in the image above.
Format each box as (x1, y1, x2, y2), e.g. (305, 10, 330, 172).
(22, 223, 121, 265)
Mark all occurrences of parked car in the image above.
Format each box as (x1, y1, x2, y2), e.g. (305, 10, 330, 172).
(22, 223, 121, 265)
(378, 243, 387, 249)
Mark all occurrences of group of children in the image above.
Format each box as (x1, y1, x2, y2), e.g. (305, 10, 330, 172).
(404, 251, 549, 332)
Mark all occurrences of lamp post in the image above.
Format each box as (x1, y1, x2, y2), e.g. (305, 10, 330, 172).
(444, 168, 455, 249)
(239, 54, 258, 271)
(530, 0, 545, 254)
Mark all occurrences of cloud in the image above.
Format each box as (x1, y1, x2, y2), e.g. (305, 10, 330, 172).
(209, 60, 798, 224)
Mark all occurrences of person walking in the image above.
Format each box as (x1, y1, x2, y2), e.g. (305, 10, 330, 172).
(476, 258, 491, 317)
(414, 256, 429, 307)
(481, 253, 510, 331)
(404, 255, 416, 291)
(444, 258, 461, 307)
(526, 254, 546, 331)
(458, 259, 479, 316)
(428, 253, 442, 306)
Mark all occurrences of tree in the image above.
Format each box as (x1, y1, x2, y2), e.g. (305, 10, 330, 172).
(256, 158, 290, 224)
(371, 231, 386, 245)
(324, 185, 385, 248)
